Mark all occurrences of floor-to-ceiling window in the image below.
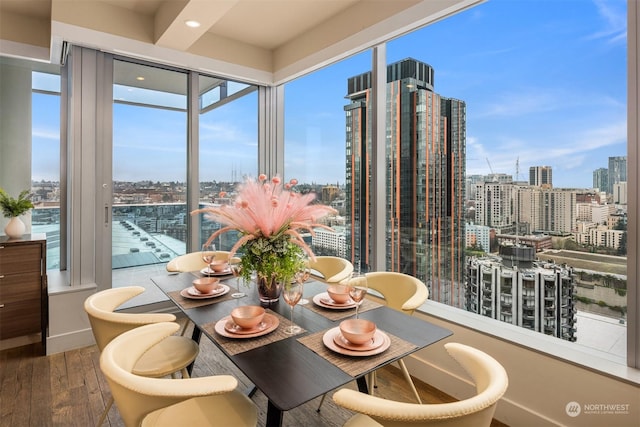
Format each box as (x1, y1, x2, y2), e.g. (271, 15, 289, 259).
(108, 59, 260, 298)
(283, 52, 371, 263)
(283, 0, 631, 366)
(31, 70, 61, 270)
(198, 76, 258, 249)
(386, 0, 627, 360)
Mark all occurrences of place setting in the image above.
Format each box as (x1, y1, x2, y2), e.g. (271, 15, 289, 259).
(206, 304, 306, 356)
(322, 318, 390, 357)
(298, 316, 417, 378)
(180, 277, 230, 300)
(200, 243, 234, 277)
(168, 276, 241, 309)
(308, 274, 381, 321)
(214, 305, 279, 339)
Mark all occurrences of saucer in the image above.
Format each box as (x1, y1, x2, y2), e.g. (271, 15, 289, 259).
(313, 292, 357, 309)
(180, 284, 230, 300)
(214, 313, 279, 339)
(322, 327, 390, 356)
(333, 330, 385, 351)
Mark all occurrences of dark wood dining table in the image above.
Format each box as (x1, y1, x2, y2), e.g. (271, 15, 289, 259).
(151, 272, 452, 427)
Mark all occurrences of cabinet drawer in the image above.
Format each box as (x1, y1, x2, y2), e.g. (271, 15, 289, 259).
(0, 297, 41, 339)
(0, 244, 42, 275)
(0, 272, 42, 302)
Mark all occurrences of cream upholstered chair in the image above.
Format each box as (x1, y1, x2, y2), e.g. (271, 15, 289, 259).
(366, 271, 429, 404)
(333, 342, 508, 427)
(100, 322, 258, 427)
(166, 251, 238, 335)
(165, 250, 233, 273)
(308, 256, 354, 283)
(84, 286, 199, 426)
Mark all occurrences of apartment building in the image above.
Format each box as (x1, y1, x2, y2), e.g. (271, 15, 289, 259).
(466, 246, 577, 342)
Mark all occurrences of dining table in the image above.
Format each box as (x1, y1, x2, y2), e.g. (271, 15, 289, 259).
(151, 270, 453, 427)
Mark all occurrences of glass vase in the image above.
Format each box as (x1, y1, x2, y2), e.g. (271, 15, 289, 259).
(256, 274, 283, 305)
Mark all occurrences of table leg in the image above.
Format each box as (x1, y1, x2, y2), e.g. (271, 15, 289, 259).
(356, 376, 369, 394)
(246, 385, 258, 397)
(266, 400, 283, 427)
(187, 325, 202, 375)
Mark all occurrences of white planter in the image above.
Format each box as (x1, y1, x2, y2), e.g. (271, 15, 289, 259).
(4, 216, 25, 239)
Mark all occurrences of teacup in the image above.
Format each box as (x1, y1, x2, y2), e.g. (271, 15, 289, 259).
(231, 305, 265, 329)
(339, 319, 376, 345)
(192, 277, 221, 294)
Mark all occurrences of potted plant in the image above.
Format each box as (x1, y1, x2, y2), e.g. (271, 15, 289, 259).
(0, 188, 34, 239)
(193, 175, 337, 303)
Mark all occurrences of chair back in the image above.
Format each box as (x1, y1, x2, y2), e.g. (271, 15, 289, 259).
(333, 342, 509, 427)
(308, 256, 354, 283)
(365, 271, 429, 315)
(84, 286, 176, 351)
(166, 251, 233, 272)
(100, 322, 239, 427)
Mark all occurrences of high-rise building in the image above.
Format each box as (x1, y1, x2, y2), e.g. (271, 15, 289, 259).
(529, 166, 553, 188)
(474, 181, 515, 230)
(593, 167, 608, 192)
(344, 58, 466, 307)
(608, 156, 627, 194)
(466, 248, 577, 342)
(515, 187, 576, 234)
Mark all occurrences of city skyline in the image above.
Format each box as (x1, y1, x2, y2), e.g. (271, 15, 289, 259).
(31, 0, 627, 190)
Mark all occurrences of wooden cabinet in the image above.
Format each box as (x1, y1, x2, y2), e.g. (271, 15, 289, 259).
(0, 234, 48, 353)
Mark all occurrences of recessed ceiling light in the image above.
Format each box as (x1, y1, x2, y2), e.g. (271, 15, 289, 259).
(136, 76, 145, 81)
(185, 20, 201, 28)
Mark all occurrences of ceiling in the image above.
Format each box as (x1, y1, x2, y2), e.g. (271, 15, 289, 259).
(0, 0, 483, 85)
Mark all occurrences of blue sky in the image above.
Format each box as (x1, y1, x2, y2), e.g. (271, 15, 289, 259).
(32, 0, 627, 190)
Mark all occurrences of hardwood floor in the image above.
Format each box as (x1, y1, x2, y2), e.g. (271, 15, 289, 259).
(0, 336, 508, 427)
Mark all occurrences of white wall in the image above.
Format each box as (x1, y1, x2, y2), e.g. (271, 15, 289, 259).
(0, 62, 32, 232)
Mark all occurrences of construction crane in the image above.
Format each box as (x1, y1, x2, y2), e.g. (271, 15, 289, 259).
(486, 158, 494, 175)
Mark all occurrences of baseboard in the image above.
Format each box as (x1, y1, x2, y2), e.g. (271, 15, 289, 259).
(46, 328, 96, 355)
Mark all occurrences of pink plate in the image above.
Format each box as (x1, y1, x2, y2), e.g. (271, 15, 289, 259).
(200, 267, 233, 276)
(313, 292, 357, 310)
(180, 284, 230, 300)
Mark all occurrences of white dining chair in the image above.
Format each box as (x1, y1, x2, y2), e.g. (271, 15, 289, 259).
(333, 342, 509, 427)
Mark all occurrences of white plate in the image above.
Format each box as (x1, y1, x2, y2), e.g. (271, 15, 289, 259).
(180, 284, 230, 299)
(313, 292, 357, 310)
(200, 267, 233, 276)
(322, 327, 390, 356)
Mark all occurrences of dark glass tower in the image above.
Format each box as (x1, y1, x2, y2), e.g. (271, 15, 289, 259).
(344, 58, 466, 307)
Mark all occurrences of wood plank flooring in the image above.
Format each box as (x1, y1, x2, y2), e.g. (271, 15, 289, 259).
(1, 335, 508, 427)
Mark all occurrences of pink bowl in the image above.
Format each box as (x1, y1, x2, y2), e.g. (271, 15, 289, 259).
(339, 319, 376, 345)
(192, 277, 221, 294)
(327, 284, 351, 304)
(208, 260, 229, 272)
(231, 305, 265, 329)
